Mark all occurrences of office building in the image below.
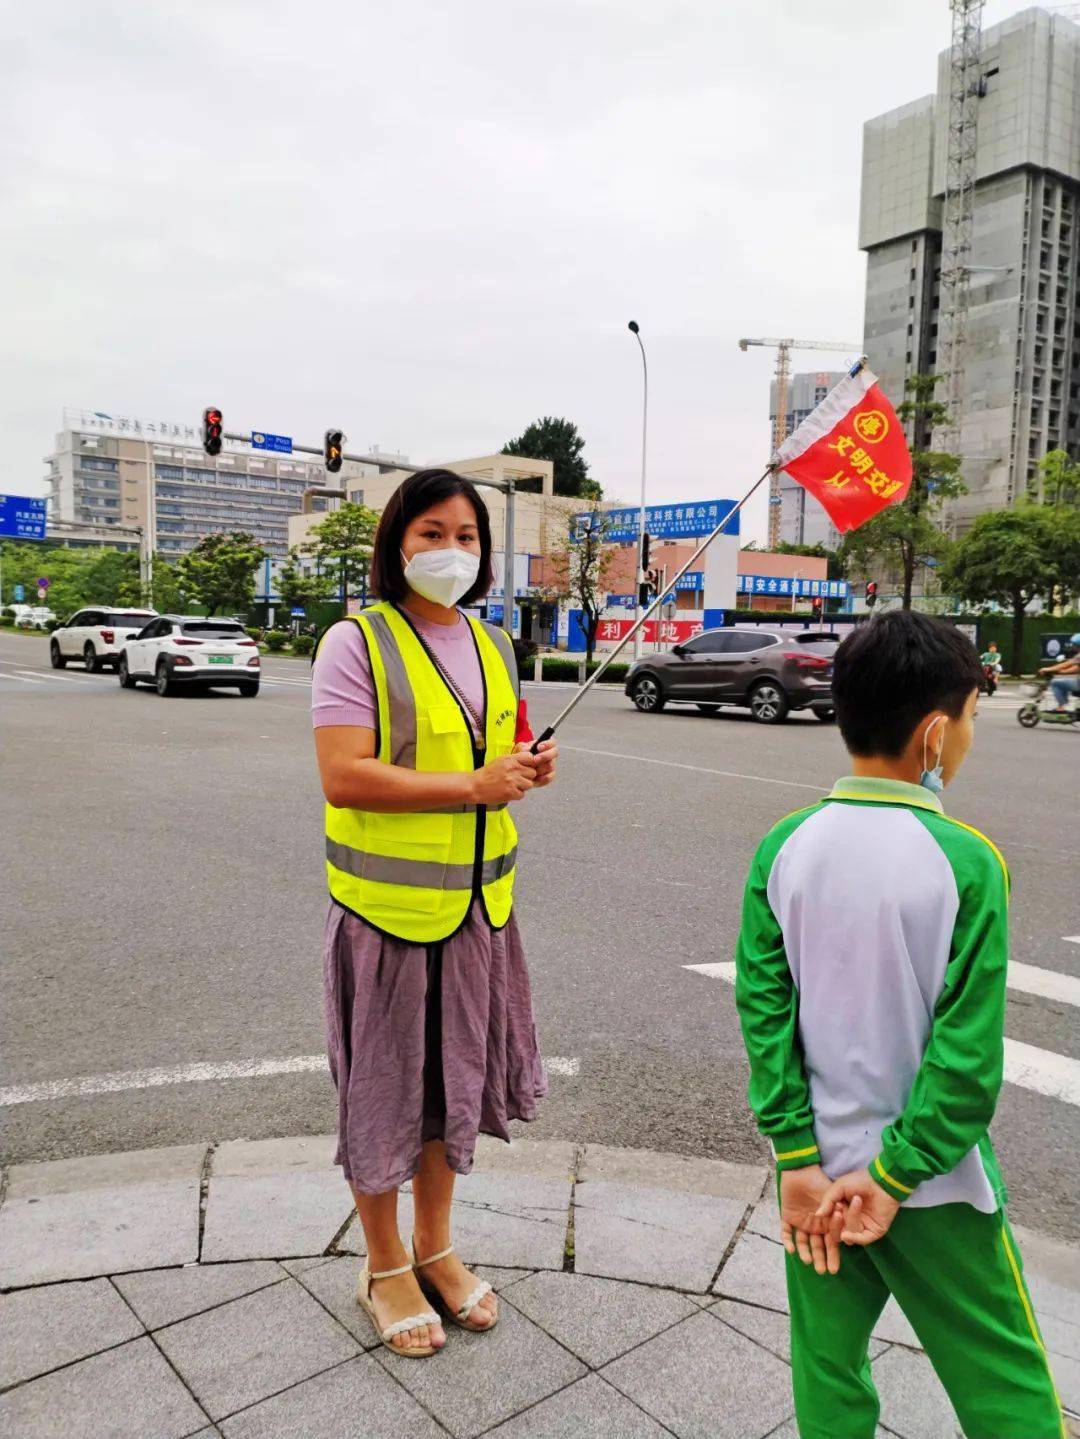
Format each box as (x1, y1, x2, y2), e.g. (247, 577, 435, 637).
(772, 371, 846, 546)
(44, 408, 407, 561)
(860, 7, 1080, 526)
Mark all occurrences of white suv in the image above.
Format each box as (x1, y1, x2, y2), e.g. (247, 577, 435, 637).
(119, 615, 261, 697)
(51, 607, 158, 672)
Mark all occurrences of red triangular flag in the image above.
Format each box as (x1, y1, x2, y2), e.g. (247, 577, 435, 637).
(774, 366, 912, 532)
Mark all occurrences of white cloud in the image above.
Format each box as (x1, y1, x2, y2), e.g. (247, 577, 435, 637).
(0, 0, 1027, 542)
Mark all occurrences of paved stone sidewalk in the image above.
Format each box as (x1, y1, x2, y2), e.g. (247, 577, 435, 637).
(1, 1137, 1077, 1438)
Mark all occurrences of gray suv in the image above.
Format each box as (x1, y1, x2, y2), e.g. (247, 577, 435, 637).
(625, 628, 837, 724)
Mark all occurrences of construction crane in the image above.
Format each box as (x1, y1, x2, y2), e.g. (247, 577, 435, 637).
(939, 0, 984, 453)
(738, 336, 862, 548)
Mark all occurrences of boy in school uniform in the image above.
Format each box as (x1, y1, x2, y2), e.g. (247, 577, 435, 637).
(734, 611, 1064, 1439)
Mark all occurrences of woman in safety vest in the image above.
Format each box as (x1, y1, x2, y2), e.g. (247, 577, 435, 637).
(312, 469, 557, 1358)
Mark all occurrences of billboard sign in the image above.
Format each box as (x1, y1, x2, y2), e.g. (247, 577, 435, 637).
(574, 499, 739, 544)
(737, 575, 848, 599)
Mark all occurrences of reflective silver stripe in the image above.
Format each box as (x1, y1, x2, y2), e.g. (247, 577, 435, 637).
(326, 837, 472, 889)
(327, 837, 517, 891)
(364, 612, 416, 768)
(478, 621, 519, 702)
(481, 846, 517, 884)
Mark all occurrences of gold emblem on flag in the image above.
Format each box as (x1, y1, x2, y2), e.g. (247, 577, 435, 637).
(853, 410, 888, 444)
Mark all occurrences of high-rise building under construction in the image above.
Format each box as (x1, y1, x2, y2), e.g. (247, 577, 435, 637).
(859, 6, 1080, 528)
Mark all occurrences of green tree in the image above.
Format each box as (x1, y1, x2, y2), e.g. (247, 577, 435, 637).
(1032, 449, 1080, 508)
(81, 549, 142, 605)
(503, 417, 600, 499)
(839, 375, 965, 610)
(534, 503, 617, 661)
(938, 505, 1060, 671)
(303, 502, 380, 606)
(147, 556, 189, 613)
(176, 532, 265, 616)
(276, 547, 337, 613)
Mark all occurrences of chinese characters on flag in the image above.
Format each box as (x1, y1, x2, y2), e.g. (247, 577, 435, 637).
(773, 366, 912, 532)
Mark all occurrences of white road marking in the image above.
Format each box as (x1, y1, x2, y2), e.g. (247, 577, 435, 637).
(0, 1053, 581, 1107)
(684, 961, 737, 982)
(1, 671, 46, 684)
(684, 961, 1080, 1106)
(1008, 961, 1080, 1007)
(1002, 1041, 1080, 1107)
(1065, 936, 1080, 946)
(561, 746, 828, 792)
(685, 959, 1080, 1007)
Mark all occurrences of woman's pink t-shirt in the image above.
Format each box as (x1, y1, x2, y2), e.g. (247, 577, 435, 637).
(311, 609, 485, 737)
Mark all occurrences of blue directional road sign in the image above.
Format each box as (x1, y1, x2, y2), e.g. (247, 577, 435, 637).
(290, 607, 306, 618)
(0, 494, 47, 541)
(251, 431, 293, 455)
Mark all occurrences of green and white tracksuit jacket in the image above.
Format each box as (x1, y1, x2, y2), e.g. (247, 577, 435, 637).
(735, 775, 1009, 1210)
(735, 778, 1066, 1438)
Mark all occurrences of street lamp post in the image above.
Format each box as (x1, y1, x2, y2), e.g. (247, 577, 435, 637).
(628, 320, 648, 660)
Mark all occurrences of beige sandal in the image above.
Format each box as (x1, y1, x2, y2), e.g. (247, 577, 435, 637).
(411, 1241, 498, 1333)
(356, 1259, 442, 1357)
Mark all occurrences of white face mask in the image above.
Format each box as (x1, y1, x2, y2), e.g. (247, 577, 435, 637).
(401, 546, 481, 608)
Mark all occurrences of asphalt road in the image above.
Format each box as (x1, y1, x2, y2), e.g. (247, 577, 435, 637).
(2, 629, 1078, 1239)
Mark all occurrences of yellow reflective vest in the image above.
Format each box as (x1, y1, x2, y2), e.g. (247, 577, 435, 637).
(321, 602, 520, 943)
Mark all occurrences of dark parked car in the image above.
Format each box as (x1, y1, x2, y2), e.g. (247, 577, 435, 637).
(624, 628, 837, 724)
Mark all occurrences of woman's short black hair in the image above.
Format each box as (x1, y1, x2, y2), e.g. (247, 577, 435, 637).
(832, 611, 985, 758)
(369, 468, 495, 607)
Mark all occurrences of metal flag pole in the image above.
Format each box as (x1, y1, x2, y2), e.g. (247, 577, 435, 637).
(530, 462, 777, 751)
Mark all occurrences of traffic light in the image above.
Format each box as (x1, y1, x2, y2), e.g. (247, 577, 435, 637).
(324, 428, 345, 474)
(641, 532, 651, 570)
(865, 580, 878, 610)
(202, 407, 223, 457)
(811, 596, 823, 613)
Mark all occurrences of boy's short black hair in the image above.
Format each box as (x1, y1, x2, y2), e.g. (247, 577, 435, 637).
(832, 611, 985, 757)
(369, 468, 494, 607)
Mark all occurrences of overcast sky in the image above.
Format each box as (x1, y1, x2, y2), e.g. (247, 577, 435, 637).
(2, 0, 1030, 542)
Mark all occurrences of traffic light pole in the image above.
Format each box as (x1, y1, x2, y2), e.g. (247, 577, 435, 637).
(530, 463, 777, 752)
(214, 427, 518, 637)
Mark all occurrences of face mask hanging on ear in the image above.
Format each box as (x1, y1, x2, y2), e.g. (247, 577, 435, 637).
(920, 715, 947, 793)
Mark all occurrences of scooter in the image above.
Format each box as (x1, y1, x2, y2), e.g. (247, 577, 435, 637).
(1016, 678, 1080, 728)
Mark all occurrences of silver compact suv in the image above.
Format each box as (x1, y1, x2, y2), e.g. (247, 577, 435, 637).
(625, 627, 837, 724)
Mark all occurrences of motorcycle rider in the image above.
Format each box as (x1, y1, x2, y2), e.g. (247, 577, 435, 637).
(979, 640, 1002, 695)
(1039, 635, 1080, 710)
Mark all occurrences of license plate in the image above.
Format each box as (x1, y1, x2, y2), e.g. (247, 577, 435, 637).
(208, 655, 232, 665)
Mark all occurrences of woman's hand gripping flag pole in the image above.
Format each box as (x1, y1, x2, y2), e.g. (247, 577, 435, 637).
(530, 358, 911, 752)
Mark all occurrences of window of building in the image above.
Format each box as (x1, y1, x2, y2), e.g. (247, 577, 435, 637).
(80, 456, 119, 472)
(156, 464, 184, 480)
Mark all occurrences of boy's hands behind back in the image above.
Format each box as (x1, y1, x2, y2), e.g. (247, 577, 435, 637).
(780, 1166, 846, 1275)
(815, 1168, 901, 1246)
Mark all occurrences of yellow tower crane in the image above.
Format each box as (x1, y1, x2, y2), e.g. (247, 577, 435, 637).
(738, 336, 862, 548)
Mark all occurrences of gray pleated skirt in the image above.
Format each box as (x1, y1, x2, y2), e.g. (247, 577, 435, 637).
(322, 901, 549, 1195)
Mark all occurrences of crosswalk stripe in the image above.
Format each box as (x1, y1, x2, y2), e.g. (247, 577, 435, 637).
(1008, 961, 1080, 1007)
(1002, 1041, 1080, 1107)
(0, 1053, 581, 1107)
(1065, 936, 1080, 947)
(683, 961, 1080, 1106)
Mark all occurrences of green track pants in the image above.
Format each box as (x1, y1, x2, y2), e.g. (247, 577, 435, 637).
(785, 1202, 1065, 1439)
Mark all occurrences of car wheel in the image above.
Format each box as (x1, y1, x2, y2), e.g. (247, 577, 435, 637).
(814, 707, 836, 722)
(749, 681, 789, 724)
(155, 660, 173, 697)
(83, 643, 102, 674)
(50, 640, 67, 669)
(696, 703, 721, 715)
(1017, 704, 1040, 728)
(631, 674, 665, 712)
(118, 655, 137, 689)
(239, 681, 260, 697)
